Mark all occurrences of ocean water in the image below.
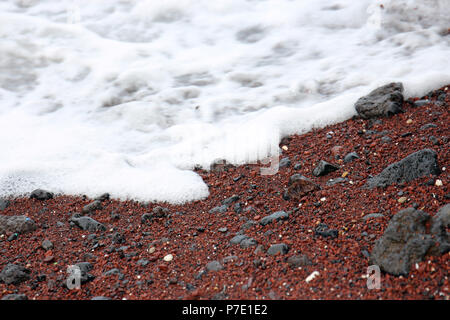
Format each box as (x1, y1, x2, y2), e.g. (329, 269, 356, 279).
(0, 0, 449, 203)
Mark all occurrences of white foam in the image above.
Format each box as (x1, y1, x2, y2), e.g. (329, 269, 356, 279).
(0, 0, 449, 203)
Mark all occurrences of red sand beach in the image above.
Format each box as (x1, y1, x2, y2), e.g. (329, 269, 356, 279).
(0, 85, 448, 300)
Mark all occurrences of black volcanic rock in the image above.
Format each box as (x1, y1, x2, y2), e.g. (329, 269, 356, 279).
(365, 149, 440, 188)
(355, 82, 404, 118)
(30, 189, 53, 201)
(370, 207, 434, 276)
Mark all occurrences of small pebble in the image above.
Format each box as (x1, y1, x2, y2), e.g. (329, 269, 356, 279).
(293, 162, 302, 170)
(206, 261, 223, 272)
(8, 233, 18, 242)
(398, 197, 407, 204)
(305, 271, 320, 283)
(163, 254, 173, 262)
(42, 239, 54, 251)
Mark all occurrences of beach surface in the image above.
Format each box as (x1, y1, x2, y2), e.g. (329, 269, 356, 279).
(0, 85, 448, 300)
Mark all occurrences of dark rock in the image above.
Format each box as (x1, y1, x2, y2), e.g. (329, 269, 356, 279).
(381, 136, 392, 143)
(0, 215, 37, 235)
(230, 234, 249, 245)
(420, 123, 438, 130)
(222, 195, 240, 206)
(354, 82, 404, 119)
(137, 259, 149, 267)
(287, 254, 312, 268)
(36, 274, 46, 282)
(326, 177, 348, 186)
(110, 211, 120, 220)
(280, 137, 291, 145)
(260, 211, 289, 226)
(230, 234, 257, 248)
(312, 160, 340, 177)
(243, 206, 257, 214)
(401, 132, 412, 137)
(279, 157, 291, 168)
(240, 220, 256, 231)
(264, 230, 274, 237)
(75, 262, 93, 273)
(413, 99, 430, 107)
(344, 152, 359, 163)
(368, 119, 383, 127)
(429, 136, 439, 145)
(430, 204, 450, 255)
(82, 200, 102, 214)
(206, 261, 223, 272)
(141, 212, 152, 224)
(293, 162, 302, 170)
(284, 174, 320, 200)
(233, 202, 242, 214)
(95, 193, 110, 201)
(315, 223, 338, 239)
(152, 206, 170, 218)
(112, 232, 125, 244)
(194, 270, 207, 280)
(186, 283, 196, 291)
(240, 237, 258, 248)
(209, 205, 228, 214)
(70, 216, 106, 232)
(75, 262, 95, 284)
(70, 212, 82, 219)
(267, 243, 289, 255)
(233, 175, 243, 182)
(365, 149, 440, 188)
(87, 234, 97, 242)
(7, 233, 18, 241)
(361, 249, 370, 258)
(42, 239, 54, 250)
(0, 199, 10, 211)
(117, 245, 129, 252)
(437, 93, 447, 101)
(1, 293, 28, 300)
(210, 159, 235, 172)
(0, 264, 31, 285)
(253, 259, 262, 267)
(362, 213, 385, 221)
(30, 189, 53, 201)
(103, 268, 121, 277)
(370, 207, 435, 276)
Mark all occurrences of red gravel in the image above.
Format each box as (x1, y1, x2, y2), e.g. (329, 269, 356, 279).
(0, 85, 449, 300)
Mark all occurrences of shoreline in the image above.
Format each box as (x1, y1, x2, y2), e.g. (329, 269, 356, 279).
(0, 84, 448, 300)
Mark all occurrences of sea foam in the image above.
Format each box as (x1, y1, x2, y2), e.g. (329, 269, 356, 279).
(0, 0, 449, 203)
